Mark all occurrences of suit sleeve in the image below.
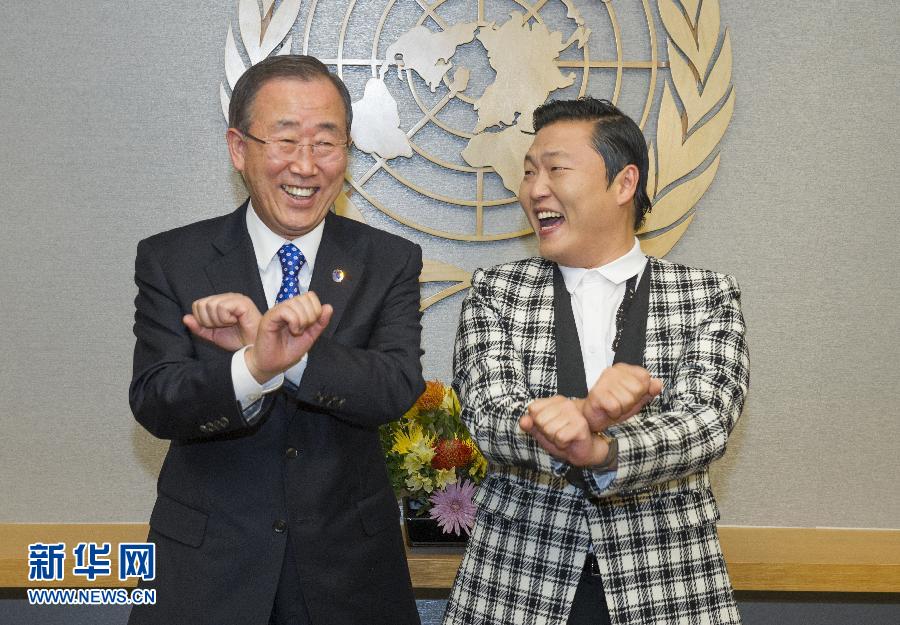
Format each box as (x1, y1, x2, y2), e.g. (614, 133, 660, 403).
(129, 238, 267, 441)
(292, 242, 425, 430)
(452, 268, 564, 474)
(583, 274, 750, 497)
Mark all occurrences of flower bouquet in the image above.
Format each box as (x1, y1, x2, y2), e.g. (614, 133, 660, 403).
(380, 380, 487, 544)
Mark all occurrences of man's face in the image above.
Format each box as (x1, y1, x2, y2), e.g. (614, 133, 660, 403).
(227, 77, 348, 239)
(519, 120, 634, 268)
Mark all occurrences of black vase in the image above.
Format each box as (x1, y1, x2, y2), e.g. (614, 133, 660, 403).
(402, 498, 469, 547)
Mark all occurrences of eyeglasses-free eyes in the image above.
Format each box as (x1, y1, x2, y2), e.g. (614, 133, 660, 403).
(241, 131, 348, 161)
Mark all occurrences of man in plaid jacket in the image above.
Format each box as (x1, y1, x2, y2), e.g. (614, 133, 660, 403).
(445, 98, 748, 625)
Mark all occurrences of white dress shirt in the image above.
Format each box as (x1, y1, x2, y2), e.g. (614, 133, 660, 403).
(230, 202, 325, 410)
(558, 238, 647, 390)
(557, 238, 647, 486)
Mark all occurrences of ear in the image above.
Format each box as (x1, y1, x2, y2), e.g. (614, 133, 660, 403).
(225, 128, 247, 173)
(615, 164, 640, 206)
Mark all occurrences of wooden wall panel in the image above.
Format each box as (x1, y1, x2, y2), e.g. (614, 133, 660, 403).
(1, 524, 897, 592)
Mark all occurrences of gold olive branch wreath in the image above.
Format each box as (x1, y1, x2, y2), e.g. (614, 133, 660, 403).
(639, 0, 735, 257)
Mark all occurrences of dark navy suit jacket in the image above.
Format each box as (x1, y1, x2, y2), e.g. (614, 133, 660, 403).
(128, 204, 424, 625)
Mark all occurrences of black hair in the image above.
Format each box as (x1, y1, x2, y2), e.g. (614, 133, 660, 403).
(228, 55, 352, 136)
(533, 98, 651, 229)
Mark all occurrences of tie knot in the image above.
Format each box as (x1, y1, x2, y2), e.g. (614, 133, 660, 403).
(275, 243, 306, 303)
(278, 243, 304, 268)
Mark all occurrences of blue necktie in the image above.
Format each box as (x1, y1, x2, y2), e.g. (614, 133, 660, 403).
(276, 243, 306, 303)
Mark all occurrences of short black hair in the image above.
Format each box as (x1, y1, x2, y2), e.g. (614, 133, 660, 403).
(533, 98, 651, 229)
(228, 55, 353, 136)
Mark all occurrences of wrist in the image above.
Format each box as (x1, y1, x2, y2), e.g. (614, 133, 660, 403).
(592, 432, 618, 470)
(244, 346, 276, 385)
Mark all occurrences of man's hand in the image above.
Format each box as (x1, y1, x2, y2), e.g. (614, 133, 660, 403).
(245, 292, 333, 384)
(184, 293, 262, 352)
(519, 396, 611, 467)
(582, 363, 663, 432)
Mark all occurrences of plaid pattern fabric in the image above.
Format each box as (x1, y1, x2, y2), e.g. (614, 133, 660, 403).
(445, 257, 748, 625)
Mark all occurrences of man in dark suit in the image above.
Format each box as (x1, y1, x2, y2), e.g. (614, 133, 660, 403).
(445, 99, 748, 625)
(128, 55, 424, 625)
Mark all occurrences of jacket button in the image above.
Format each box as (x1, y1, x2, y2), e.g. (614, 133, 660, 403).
(273, 519, 287, 533)
(285, 447, 299, 459)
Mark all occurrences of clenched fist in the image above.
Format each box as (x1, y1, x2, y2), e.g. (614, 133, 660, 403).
(582, 363, 662, 432)
(244, 292, 333, 384)
(519, 396, 612, 467)
(184, 293, 262, 352)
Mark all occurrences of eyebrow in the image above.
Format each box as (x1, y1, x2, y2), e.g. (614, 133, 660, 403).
(541, 149, 569, 159)
(272, 120, 343, 134)
(524, 149, 570, 164)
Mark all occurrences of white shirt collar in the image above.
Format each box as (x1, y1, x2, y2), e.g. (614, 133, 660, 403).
(558, 238, 647, 294)
(245, 201, 325, 273)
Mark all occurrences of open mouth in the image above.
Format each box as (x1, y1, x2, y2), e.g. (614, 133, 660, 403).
(282, 184, 318, 199)
(536, 210, 565, 232)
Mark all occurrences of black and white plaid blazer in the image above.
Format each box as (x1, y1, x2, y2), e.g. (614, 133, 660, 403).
(445, 256, 749, 625)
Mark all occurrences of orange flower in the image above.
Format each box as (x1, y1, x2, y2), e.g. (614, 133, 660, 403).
(431, 438, 473, 470)
(416, 380, 446, 411)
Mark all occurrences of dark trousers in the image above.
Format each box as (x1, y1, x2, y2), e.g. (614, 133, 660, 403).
(566, 554, 612, 625)
(269, 540, 311, 625)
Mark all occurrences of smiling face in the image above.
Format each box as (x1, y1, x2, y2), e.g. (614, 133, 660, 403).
(519, 120, 637, 268)
(226, 77, 349, 239)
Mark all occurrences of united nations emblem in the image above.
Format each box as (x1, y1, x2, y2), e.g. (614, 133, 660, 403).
(220, 0, 734, 308)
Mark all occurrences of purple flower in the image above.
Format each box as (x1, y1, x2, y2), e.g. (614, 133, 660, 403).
(428, 480, 477, 536)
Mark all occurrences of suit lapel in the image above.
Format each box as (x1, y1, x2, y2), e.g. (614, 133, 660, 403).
(306, 212, 363, 338)
(642, 258, 663, 378)
(206, 202, 268, 313)
(612, 262, 651, 367)
(552, 265, 588, 398)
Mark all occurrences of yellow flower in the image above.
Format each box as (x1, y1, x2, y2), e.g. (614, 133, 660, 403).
(402, 454, 423, 474)
(392, 422, 428, 455)
(401, 436, 435, 474)
(409, 438, 435, 464)
(382, 379, 487, 500)
(434, 468, 456, 489)
(406, 473, 435, 494)
(442, 386, 461, 415)
(466, 441, 488, 479)
(401, 404, 418, 420)
(417, 380, 445, 411)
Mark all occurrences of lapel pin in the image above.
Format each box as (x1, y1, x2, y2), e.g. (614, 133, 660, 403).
(332, 268, 346, 283)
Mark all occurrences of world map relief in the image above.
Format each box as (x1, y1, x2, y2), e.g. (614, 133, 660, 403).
(350, 9, 588, 193)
